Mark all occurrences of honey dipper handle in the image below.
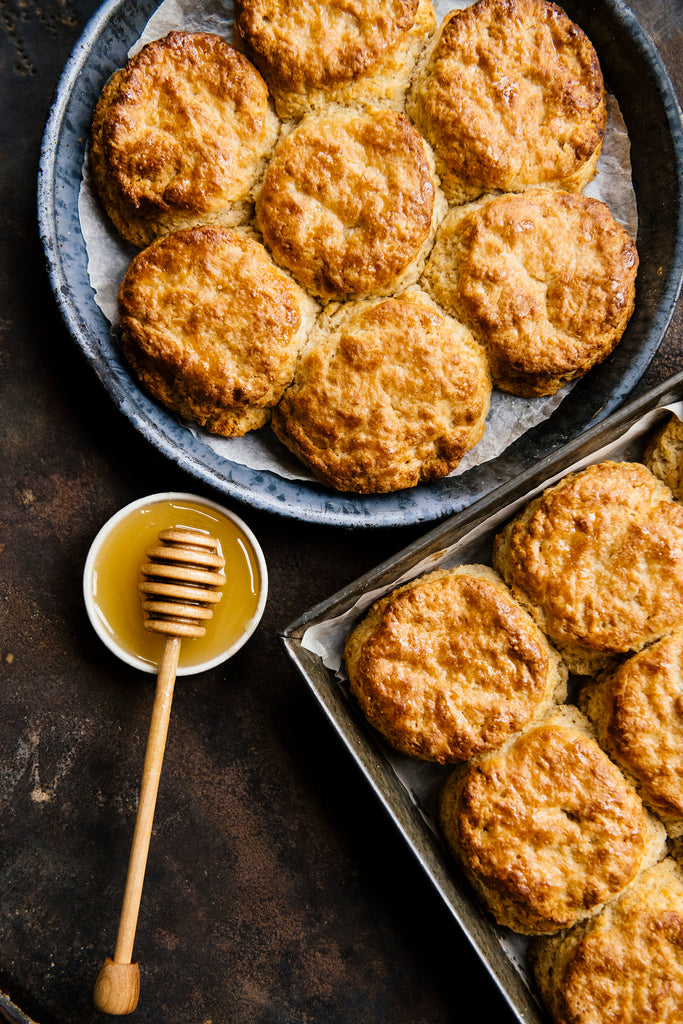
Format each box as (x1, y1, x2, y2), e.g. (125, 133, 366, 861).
(94, 635, 181, 1015)
(115, 634, 180, 961)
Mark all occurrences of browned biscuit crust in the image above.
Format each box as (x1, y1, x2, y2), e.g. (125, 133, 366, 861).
(235, 0, 418, 88)
(256, 108, 445, 301)
(90, 32, 279, 247)
(406, 0, 606, 203)
(118, 225, 317, 437)
(529, 857, 683, 1024)
(422, 190, 638, 397)
(492, 461, 683, 674)
(582, 628, 683, 835)
(439, 707, 665, 935)
(271, 292, 490, 492)
(344, 565, 567, 763)
(643, 413, 683, 501)
(233, 0, 436, 118)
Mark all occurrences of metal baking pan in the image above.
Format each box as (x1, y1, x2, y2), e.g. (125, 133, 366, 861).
(281, 370, 683, 1024)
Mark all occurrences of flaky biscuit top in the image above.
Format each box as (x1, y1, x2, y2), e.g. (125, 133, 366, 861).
(450, 718, 650, 932)
(256, 108, 437, 300)
(406, 0, 606, 201)
(423, 190, 638, 397)
(344, 566, 565, 762)
(92, 32, 277, 219)
(495, 462, 683, 655)
(118, 225, 314, 435)
(643, 413, 683, 501)
(559, 907, 683, 1024)
(271, 294, 490, 492)
(605, 630, 683, 820)
(234, 0, 419, 90)
(531, 858, 683, 1024)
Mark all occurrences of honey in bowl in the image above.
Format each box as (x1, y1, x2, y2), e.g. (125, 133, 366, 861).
(84, 494, 267, 674)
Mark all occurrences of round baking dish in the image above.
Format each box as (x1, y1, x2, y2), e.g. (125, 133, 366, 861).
(37, 0, 683, 527)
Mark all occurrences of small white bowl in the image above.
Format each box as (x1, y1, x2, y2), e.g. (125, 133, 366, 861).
(83, 492, 268, 675)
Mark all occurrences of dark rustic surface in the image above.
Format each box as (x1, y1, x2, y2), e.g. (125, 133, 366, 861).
(1, 2, 682, 1022)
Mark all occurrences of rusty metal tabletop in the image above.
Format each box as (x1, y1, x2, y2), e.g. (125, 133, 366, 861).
(1, 1, 682, 1021)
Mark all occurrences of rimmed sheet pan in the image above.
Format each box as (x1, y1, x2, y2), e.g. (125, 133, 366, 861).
(281, 370, 683, 1023)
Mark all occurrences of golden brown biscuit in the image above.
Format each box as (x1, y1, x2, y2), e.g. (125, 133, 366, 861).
(422, 190, 638, 397)
(406, 0, 606, 204)
(118, 225, 317, 437)
(581, 629, 683, 836)
(439, 706, 666, 935)
(344, 565, 567, 763)
(256, 107, 446, 301)
(233, 0, 436, 119)
(90, 32, 279, 247)
(643, 413, 683, 501)
(271, 292, 491, 492)
(492, 461, 683, 675)
(529, 857, 683, 1024)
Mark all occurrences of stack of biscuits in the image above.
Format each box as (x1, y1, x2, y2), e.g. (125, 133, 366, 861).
(89, 0, 639, 494)
(345, 435, 683, 1024)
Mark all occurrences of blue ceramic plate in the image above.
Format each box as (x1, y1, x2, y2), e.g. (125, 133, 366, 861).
(37, 0, 683, 527)
(0, 991, 37, 1024)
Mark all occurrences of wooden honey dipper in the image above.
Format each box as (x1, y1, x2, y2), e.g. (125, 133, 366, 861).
(93, 528, 226, 1015)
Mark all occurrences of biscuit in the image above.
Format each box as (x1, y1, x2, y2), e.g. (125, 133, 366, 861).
(271, 292, 491, 492)
(439, 706, 666, 935)
(255, 107, 446, 301)
(90, 32, 279, 248)
(118, 225, 317, 437)
(233, 0, 436, 119)
(492, 461, 683, 675)
(529, 857, 683, 1024)
(344, 564, 567, 763)
(581, 628, 683, 836)
(406, 0, 606, 204)
(643, 413, 683, 501)
(422, 190, 638, 397)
